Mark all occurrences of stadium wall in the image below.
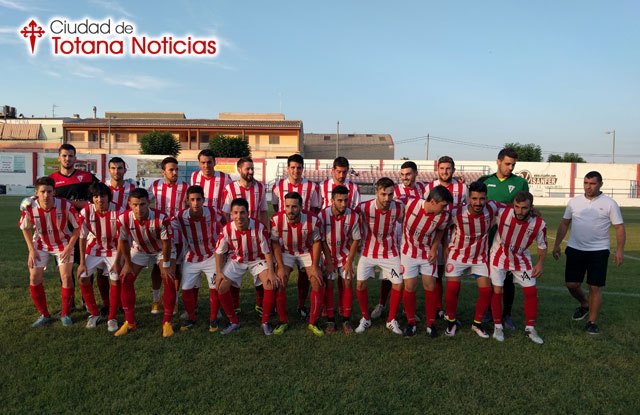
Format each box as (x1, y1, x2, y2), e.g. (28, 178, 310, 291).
(1, 152, 639, 206)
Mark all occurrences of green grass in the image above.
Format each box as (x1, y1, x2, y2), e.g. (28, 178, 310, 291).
(1, 196, 639, 414)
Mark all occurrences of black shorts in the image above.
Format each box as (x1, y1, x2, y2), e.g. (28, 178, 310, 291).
(565, 246, 609, 287)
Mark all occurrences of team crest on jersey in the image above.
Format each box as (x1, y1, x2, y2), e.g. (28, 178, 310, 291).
(446, 263, 454, 273)
(77, 174, 84, 181)
(508, 185, 515, 193)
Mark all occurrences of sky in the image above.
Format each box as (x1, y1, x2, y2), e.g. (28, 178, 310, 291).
(2, 0, 639, 163)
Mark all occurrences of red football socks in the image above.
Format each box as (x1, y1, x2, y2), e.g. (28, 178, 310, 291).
(209, 288, 220, 321)
(356, 288, 370, 320)
(61, 287, 73, 317)
(474, 286, 492, 322)
(29, 283, 50, 317)
(444, 280, 461, 320)
(425, 289, 437, 326)
(121, 275, 137, 325)
(387, 287, 402, 322)
(182, 288, 197, 321)
(80, 283, 99, 316)
(491, 291, 503, 324)
(162, 277, 176, 324)
(108, 282, 120, 321)
(261, 289, 275, 324)
(403, 289, 417, 324)
(276, 289, 288, 323)
(342, 285, 353, 318)
(523, 286, 538, 326)
(324, 283, 335, 318)
(218, 290, 239, 324)
(309, 289, 322, 325)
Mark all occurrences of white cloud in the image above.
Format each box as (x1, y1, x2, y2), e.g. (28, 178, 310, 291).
(104, 75, 172, 90)
(89, 0, 134, 18)
(70, 63, 104, 78)
(0, 0, 29, 11)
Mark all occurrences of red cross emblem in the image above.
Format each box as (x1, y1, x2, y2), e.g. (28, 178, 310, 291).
(20, 19, 45, 54)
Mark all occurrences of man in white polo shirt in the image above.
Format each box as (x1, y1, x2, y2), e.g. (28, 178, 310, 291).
(552, 171, 625, 335)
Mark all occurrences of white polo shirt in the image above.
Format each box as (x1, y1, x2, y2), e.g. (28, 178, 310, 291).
(563, 193, 623, 251)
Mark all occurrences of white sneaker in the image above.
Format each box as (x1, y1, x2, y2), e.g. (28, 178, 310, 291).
(493, 326, 505, 342)
(386, 319, 403, 335)
(107, 319, 118, 332)
(371, 304, 385, 320)
(471, 323, 490, 339)
(86, 315, 101, 329)
(355, 317, 371, 334)
(525, 327, 544, 344)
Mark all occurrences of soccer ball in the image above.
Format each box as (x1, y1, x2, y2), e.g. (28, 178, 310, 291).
(20, 197, 34, 212)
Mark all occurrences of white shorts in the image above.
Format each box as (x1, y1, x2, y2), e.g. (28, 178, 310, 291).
(130, 247, 176, 268)
(356, 255, 403, 285)
(33, 249, 73, 269)
(182, 255, 216, 290)
(445, 258, 489, 278)
(82, 255, 118, 282)
(490, 265, 536, 288)
(282, 252, 313, 270)
(401, 256, 437, 279)
(222, 259, 269, 288)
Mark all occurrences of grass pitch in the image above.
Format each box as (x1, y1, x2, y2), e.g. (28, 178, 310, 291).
(1, 196, 639, 414)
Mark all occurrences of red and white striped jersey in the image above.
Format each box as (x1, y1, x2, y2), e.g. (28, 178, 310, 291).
(118, 208, 171, 254)
(19, 197, 79, 252)
(272, 178, 321, 211)
(108, 181, 136, 210)
(359, 199, 404, 259)
(318, 206, 361, 266)
(319, 179, 361, 210)
(216, 218, 270, 263)
(448, 201, 501, 264)
(174, 206, 219, 262)
(190, 170, 232, 211)
(79, 202, 125, 257)
(148, 179, 188, 219)
(270, 211, 322, 255)
(394, 182, 427, 201)
(426, 179, 468, 208)
(222, 181, 268, 218)
(401, 197, 450, 260)
(490, 207, 547, 271)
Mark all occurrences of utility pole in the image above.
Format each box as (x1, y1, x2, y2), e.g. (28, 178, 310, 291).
(425, 133, 430, 160)
(605, 129, 616, 163)
(52, 104, 59, 118)
(336, 120, 340, 158)
(108, 116, 112, 154)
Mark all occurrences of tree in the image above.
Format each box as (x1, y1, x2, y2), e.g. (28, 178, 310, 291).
(208, 134, 251, 157)
(548, 152, 586, 163)
(139, 130, 181, 157)
(503, 142, 543, 162)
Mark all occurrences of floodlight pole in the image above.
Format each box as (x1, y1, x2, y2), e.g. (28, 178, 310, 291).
(336, 120, 340, 158)
(108, 116, 112, 154)
(605, 129, 616, 163)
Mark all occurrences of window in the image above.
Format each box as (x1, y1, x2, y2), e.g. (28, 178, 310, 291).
(324, 135, 331, 141)
(115, 133, 129, 143)
(89, 132, 98, 142)
(68, 132, 84, 142)
(269, 135, 280, 145)
(379, 136, 386, 142)
(52, 127, 57, 133)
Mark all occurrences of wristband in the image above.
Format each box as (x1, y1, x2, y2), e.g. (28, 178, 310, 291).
(162, 261, 171, 268)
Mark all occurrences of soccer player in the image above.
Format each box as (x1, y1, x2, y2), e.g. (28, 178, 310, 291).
(371, 161, 426, 321)
(19, 176, 80, 327)
(77, 182, 125, 331)
(319, 156, 361, 210)
(552, 171, 625, 334)
(106, 157, 136, 210)
(270, 192, 324, 336)
(50, 143, 99, 311)
(222, 157, 269, 314)
(190, 149, 233, 309)
(215, 198, 278, 335)
(489, 191, 547, 344)
(147, 156, 188, 314)
(272, 154, 321, 318)
(426, 155, 469, 319)
(190, 149, 232, 213)
(478, 147, 529, 330)
(401, 186, 452, 337)
(115, 188, 176, 337)
(174, 185, 221, 332)
(355, 177, 405, 335)
(318, 185, 361, 334)
(443, 181, 500, 339)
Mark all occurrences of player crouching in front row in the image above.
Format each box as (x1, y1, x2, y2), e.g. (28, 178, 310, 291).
(20, 177, 80, 328)
(215, 198, 278, 335)
(115, 188, 177, 337)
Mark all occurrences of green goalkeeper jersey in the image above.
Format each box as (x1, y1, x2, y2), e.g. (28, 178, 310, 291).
(478, 173, 529, 204)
